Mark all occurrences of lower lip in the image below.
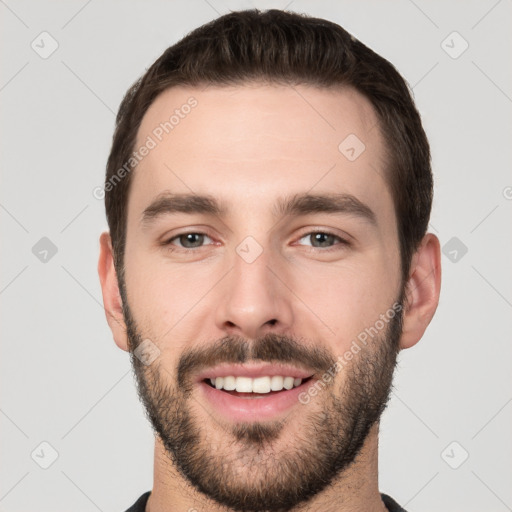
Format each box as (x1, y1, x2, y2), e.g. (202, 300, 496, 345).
(198, 380, 312, 422)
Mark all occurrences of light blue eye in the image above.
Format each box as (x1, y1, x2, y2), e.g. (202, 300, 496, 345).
(167, 233, 214, 249)
(298, 232, 344, 249)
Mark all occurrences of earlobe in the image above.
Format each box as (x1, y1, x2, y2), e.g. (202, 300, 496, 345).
(97, 232, 129, 352)
(400, 233, 442, 350)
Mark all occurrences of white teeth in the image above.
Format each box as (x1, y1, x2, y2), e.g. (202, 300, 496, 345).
(235, 376, 253, 393)
(223, 375, 236, 390)
(283, 377, 294, 390)
(270, 375, 284, 391)
(252, 377, 271, 393)
(210, 375, 304, 393)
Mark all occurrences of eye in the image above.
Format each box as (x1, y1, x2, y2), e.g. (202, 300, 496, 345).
(164, 232, 214, 250)
(296, 231, 349, 251)
(161, 230, 349, 254)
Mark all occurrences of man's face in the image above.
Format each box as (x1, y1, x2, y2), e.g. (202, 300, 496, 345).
(121, 84, 404, 510)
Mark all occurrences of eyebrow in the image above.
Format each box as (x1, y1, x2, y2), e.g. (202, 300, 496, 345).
(140, 192, 377, 228)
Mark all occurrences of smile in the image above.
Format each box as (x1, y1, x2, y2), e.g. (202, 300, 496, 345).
(195, 363, 316, 421)
(207, 375, 305, 393)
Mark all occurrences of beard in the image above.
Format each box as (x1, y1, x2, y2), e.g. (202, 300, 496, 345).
(121, 284, 403, 512)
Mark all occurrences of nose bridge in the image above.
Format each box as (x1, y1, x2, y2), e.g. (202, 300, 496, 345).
(214, 235, 292, 338)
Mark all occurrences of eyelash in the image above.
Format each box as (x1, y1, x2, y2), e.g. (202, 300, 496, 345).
(296, 231, 351, 252)
(162, 230, 350, 253)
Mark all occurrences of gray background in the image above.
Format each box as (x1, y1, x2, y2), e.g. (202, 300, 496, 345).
(1, 1, 511, 511)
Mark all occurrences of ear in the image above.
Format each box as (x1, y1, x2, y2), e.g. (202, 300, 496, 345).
(97, 231, 129, 352)
(400, 233, 442, 350)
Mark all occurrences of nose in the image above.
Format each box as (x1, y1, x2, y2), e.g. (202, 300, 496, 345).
(214, 243, 294, 340)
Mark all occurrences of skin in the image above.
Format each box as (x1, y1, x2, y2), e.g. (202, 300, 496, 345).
(98, 83, 441, 511)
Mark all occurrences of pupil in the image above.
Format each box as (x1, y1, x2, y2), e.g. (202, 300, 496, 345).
(182, 233, 203, 248)
(313, 233, 332, 247)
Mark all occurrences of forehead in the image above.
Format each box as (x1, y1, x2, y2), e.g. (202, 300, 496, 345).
(129, 83, 392, 225)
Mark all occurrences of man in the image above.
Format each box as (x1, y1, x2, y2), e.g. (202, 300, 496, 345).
(98, 9, 441, 512)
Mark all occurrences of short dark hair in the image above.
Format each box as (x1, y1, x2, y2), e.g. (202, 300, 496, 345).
(105, 9, 432, 284)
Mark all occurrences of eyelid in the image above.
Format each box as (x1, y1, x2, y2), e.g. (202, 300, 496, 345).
(294, 226, 352, 244)
(293, 231, 351, 253)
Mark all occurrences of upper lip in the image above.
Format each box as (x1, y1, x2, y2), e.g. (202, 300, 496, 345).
(195, 363, 315, 382)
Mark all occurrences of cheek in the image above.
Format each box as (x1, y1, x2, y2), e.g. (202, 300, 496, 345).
(288, 255, 399, 347)
(124, 249, 216, 336)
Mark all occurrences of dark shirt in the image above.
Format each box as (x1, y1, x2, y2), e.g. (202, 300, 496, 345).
(124, 490, 408, 511)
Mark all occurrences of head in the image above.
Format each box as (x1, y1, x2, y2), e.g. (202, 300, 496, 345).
(98, 9, 441, 511)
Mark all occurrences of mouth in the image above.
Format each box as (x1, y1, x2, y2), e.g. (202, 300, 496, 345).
(195, 364, 316, 421)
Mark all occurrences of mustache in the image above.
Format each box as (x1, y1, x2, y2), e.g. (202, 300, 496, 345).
(177, 333, 336, 388)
